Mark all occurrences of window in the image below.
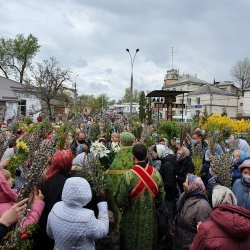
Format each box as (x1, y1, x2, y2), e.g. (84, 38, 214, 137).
(187, 98, 191, 105)
(18, 100, 26, 116)
(240, 103, 243, 106)
(196, 98, 200, 105)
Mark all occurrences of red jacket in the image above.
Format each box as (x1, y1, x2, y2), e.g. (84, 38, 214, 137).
(190, 204, 250, 250)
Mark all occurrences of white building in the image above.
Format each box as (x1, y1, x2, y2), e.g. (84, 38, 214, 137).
(108, 103, 140, 114)
(162, 69, 241, 119)
(242, 89, 250, 118)
(0, 76, 41, 119)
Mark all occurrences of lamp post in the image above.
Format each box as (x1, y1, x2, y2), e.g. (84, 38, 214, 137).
(126, 48, 139, 118)
(74, 74, 78, 113)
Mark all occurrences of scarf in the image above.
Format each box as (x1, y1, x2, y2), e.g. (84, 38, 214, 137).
(44, 149, 73, 181)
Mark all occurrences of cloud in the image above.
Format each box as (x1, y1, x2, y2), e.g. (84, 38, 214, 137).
(0, 0, 250, 99)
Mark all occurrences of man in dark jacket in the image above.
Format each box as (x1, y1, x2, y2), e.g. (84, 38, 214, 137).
(71, 132, 90, 157)
(152, 144, 179, 244)
(176, 147, 195, 192)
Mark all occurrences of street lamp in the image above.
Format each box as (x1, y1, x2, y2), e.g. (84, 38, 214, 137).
(126, 48, 139, 118)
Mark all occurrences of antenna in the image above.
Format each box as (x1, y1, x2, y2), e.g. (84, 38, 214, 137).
(171, 46, 174, 69)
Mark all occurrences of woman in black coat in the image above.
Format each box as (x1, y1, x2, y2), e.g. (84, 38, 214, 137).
(176, 147, 195, 193)
(33, 149, 73, 250)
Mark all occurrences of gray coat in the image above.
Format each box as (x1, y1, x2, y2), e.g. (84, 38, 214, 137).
(176, 197, 212, 249)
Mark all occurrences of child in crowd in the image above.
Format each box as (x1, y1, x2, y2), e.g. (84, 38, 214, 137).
(0, 169, 44, 228)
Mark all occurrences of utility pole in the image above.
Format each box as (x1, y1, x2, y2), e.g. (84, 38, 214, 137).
(126, 48, 139, 118)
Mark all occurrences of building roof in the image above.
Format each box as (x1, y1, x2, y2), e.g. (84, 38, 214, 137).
(146, 90, 189, 98)
(175, 74, 209, 84)
(188, 84, 237, 96)
(0, 76, 23, 101)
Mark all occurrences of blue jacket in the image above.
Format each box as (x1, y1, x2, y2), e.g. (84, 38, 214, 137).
(232, 178, 250, 210)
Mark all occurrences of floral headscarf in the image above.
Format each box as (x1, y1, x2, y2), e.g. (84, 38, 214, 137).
(177, 174, 207, 213)
(44, 149, 73, 181)
(185, 174, 206, 197)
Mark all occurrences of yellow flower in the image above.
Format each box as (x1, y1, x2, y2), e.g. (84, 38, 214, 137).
(16, 140, 29, 153)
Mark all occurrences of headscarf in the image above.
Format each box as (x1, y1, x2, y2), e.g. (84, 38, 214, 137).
(177, 174, 207, 213)
(212, 185, 237, 208)
(177, 147, 190, 161)
(44, 149, 73, 181)
(155, 144, 173, 159)
(185, 174, 206, 197)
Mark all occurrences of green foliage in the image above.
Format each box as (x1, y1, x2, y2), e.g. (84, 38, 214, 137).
(157, 121, 180, 141)
(89, 123, 101, 141)
(122, 88, 141, 103)
(23, 116, 32, 126)
(0, 34, 40, 83)
(139, 91, 146, 122)
(77, 154, 107, 196)
(146, 100, 152, 125)
(131, 122, 142, 139)
(15, 224, 39, 250)
(120, 132, 135, 146)
(7, 153, 26, 177)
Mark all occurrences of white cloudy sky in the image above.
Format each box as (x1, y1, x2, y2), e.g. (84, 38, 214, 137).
(0, 0, 249, 100)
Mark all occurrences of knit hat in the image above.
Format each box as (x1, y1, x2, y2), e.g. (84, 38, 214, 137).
(62, 177, 92, 207)
(156, 145, 173, 159)
(212, 185, 237, 208)
(238, 159, 250, 172)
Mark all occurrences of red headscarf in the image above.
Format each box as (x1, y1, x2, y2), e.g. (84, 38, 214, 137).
(44, 149, 73, 181)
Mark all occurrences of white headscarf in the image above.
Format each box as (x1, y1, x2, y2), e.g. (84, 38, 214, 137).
(212, 185, 237, 208)
(156, 144, 173, 159)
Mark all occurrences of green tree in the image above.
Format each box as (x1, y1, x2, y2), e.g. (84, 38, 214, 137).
(0, 34, 40, 83)
(122, 87, 141, 103)
(146, 99, 152, 125)
(139, 91, 146, 122)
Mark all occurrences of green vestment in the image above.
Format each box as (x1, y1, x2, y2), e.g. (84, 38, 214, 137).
(115, 167, 165, 250)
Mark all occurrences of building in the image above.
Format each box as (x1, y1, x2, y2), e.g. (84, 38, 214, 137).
(108, 103, 140, 115)
(0, 76, 41, 119)
(162, 69, 240, 119)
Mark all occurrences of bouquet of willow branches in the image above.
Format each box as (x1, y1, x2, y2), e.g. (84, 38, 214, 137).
(210, 151, 233, 188)
(192, 144, 206, 176)
(179, 122, 192, 146)
(77, 153, 107, 196)
(0, 138, 56, 249)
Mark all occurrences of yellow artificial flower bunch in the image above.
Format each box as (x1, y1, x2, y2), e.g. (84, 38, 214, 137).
(203, 114, 250, 133)
(16, 140, 29, 153)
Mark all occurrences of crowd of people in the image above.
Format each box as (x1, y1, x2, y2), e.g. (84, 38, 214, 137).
(0, 116, 249, 250)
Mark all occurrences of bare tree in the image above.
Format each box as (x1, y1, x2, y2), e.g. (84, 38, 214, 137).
(30, 57, 71, 120)
(231, 57, 250, 96)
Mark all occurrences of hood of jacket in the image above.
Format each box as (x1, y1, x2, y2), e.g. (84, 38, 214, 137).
(62, 177, 92, 207)
(212, 204, 250, 240)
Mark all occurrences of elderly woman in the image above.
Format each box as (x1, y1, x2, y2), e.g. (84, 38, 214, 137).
(176, 175, 212, 249)
(176, 147, 195, 192)
(232, 159, 250, 210)
(190, 185, 250, 250)
(35, 149, 73, 250)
